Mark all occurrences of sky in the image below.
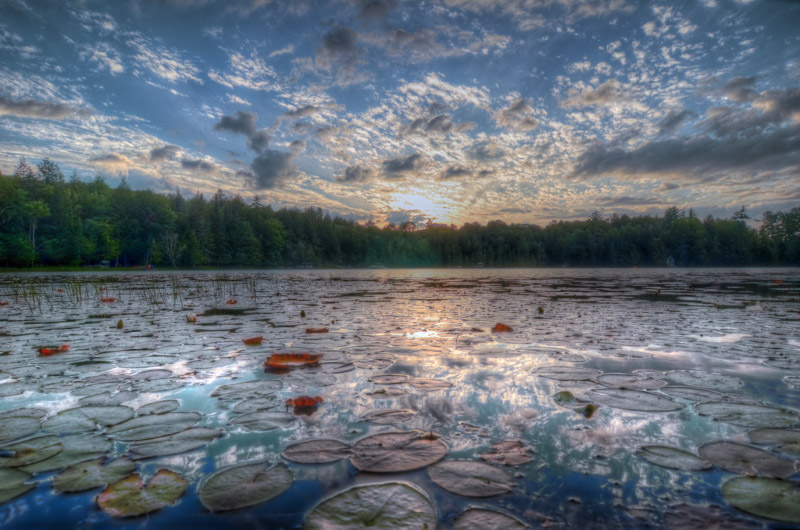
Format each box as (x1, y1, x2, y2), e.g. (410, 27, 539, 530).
(1, 0, 799, 226)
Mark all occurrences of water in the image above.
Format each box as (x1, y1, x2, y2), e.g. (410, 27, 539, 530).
(0, 268, 798, 529)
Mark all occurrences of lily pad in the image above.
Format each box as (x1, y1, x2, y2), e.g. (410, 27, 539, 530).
(232, 397, 282, 414)
(211, 380, 282, 400)
(362, 409, 416, 424)
(0, 417, 41, 444)
(305, 482, 436, 530)
(596, 374, 666, 390)
(585, 388, 683, 412)
(129, 369, 172, 381)
(696, 402, 799, 429)
(198, 461, 292, 512)
(454, 508, 529, 530)
(369, 374, 410, 385)
(534, 366, 602, 381)
(636, 446, 711, 471)
(0, 468, 34, 504)
(0, 407, 47, 420)
(428, 460, 514, 497)
(698, 441, 795, 478)
(0, 435, 62, 468)
(479, 440, 534, 466)
(79, 392, 139, 406)
(137, 400, 179, 416)
(409, 378, 452, 391)
(662, 503, 763, 530)
(97, 469, 188, 518)
(722, 477, 800, 523)
(365, 388, 410, 398)
(666, 371, 744, 391)
(282, 439, 351, 464)
(350, 431, 447, 473)
(231, 411, 296, 432)
(42, 405, 135, 433)
(660, 386, 724, 402)
(20, 434, 112, 473)
(129, 428, 222, 459)
(109, 411, 201, 436)
(0, 381, 27, 398)
(748, 428, 800, 445)
(53, 457, 136, 492)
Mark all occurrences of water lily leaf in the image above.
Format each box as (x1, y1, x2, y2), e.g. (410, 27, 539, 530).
(305, 482, 436, 530)
(585, 388, 682, 412)
(0, 407, 47, 420)
(0, 382, 27, 398)
(454, 508, 529, 530)
(408, 378, 452, 391)
(662, 503, 763, 530)
(42, 406, 135, 433)
(185, 358, 234, 371)
(232, 396, 282, 414)
(116, 356, 176, 369)
(132, 379, 184, 393)
(748, 428, 800, 445)
(53, 457, 136, 492)
(198, 461, 292, 512)
(79, 391, 139, 406)
(428, 460, 514, 497)
(0, 468, 34, 504)
(97, 469, 188, 518)
(722, 477, 800, 523)
(479, 440, 533, 466)
(596, 374, 666, 390)
(362, 409, 415, 424)
(0, 417, 40, 444)
(129, 369, 172, 381)
(369, 374, 410, 385)
(108, 411, 201, 435)
(211, 380, 282, 400)
(636, 446, 711, 471)
(231, 411, 296, 432)
(20, 434, 112, 474)
(660, 386, 724, 402)
(696, 402, 799, 429)
(666, 371, 744, 391)
(534, 366, 602, 381)
(137, 400, 179, 416)
(282, 439, 351, 464)
(698, 441, 795, 478)
(365, 388, 410, 398)
(0, 435, 62, 468)
(129, 427, 222, 459)
(350, 431, 447, 473)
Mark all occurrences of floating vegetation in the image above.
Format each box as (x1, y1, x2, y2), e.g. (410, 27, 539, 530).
(53, 457, 136, 493)
(263, 352, 322, 373)
(722, 477, 800, 523)
(350, 431, 447, 473)
(454, 508, 529, 530)
(698, 441, 796, 478)
(585, 388, 683, 412)
(635, 446, 711, 471)
(428, 460, 514, 497)
(198, 461, 292, 512)
(97, 469, 188, 517)
(282, 439, 351, 464)
(479, 440, 534, 466)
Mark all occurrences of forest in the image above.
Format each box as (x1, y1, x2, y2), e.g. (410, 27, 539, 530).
(1, 158, 798, 268)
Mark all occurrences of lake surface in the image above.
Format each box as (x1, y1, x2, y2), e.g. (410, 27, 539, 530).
(1, 268, 799, 529)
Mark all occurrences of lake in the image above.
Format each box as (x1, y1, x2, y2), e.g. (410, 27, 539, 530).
(1, 268, 799, 529)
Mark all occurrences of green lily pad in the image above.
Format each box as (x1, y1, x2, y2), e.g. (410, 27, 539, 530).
(748, 428, 800, 445)
(0, 407, 47, 420)
(722, 477, 800, 523)
(0, 435, 62, 468)
(20, 434, 112, 473)
(186, 358, 235, 370)
(108, 411, 201, 436)
(479, 440, 533, 466)
(0, 381, 27, 398)
(350, 431, 447, 473)
(365, 388, 410, 398)
(231, 411, 296, 432)
(666, 371, 744, 391)
(129, 428, 222, 459)
(369, 374, 410, 385)
(428, 460, 514, 497)
(362, 409, 416, 424)
(97, 469, 188, 518)
(660, 386, 724, 402)
(585, 388, 682, 412)
(698, 441, 795, 478)
(137, 400, 179, 416)
(696, 402, 799, 429)
(0, 417, 41, 444)
(662, 503, 763, 530)
(305, 482, 436, 530)
(211, 380, 282, 400)
(0, 468, 34, 504)
(454, 508, 529, 529)
(79, 392, 139, 406)
(596, 374, 666, 390)
(53, 457, 136, 492)
(129, 369, 172, 381)
(198, 461, 292, 512)
(409, 378, 452, 391)
(42, 406, 135, 434)
(636, 446, 711, 471)
(232, 396, 282, 414)
(282, 439, 352, 464)
(534, 366, 602, 381)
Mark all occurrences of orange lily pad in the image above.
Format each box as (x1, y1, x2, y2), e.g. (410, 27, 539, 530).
(242, 336, 264, 345)
(305, 327, 329, 334)
(491, 323, 513, 333)
(100, 297, 116, 303)
(38, 344, 71, 356)
(263, 353, 322, 373)
(0, 301, 9, 306)
(225, 299, 237, 305)
(286, 395, 324, 416)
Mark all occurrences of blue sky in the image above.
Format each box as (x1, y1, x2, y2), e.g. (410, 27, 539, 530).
(1, 0, 798, 225)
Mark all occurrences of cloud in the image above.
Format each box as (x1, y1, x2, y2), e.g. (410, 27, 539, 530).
(316, 25, 367, 86)
(468, 140, 506, 161)
(269, 44, 295, 57)
(442, 0, 633, 29)
(241, 149, 298, 188)
(382, 152, 424, 177)
(596, 196, 664, 207)
(563, 79, 628, 108)
(214, 111, 258, 136)
(722, 76, 757, 102)
(401, 113, 456, 136)
(127, 36, 202, 84)
(208, 51, 279, 92)
(337, 164, 378, 183)
(0, 97, 89, 120)
(149, 145, 181, 161)
(439, 165, 471, 180)
(180, 158, 218, 172)
(357, 0, 395, 19)
(227, 94, 251, 106)
(89, 153, 135, 175)
(80, 43, 124, 75)
(283, 105, 320, 119)
(494, 97, 538, 131)
(657, 108, 694, 134)
(247, 130, 271, 153)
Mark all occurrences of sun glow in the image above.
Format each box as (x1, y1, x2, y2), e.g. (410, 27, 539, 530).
(389, 190, 453, 223)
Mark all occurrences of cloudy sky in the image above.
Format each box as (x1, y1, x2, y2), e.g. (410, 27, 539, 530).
(1, 0, 798, 225)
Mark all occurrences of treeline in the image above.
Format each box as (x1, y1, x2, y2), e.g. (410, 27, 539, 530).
(1, 158, 798, 268)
